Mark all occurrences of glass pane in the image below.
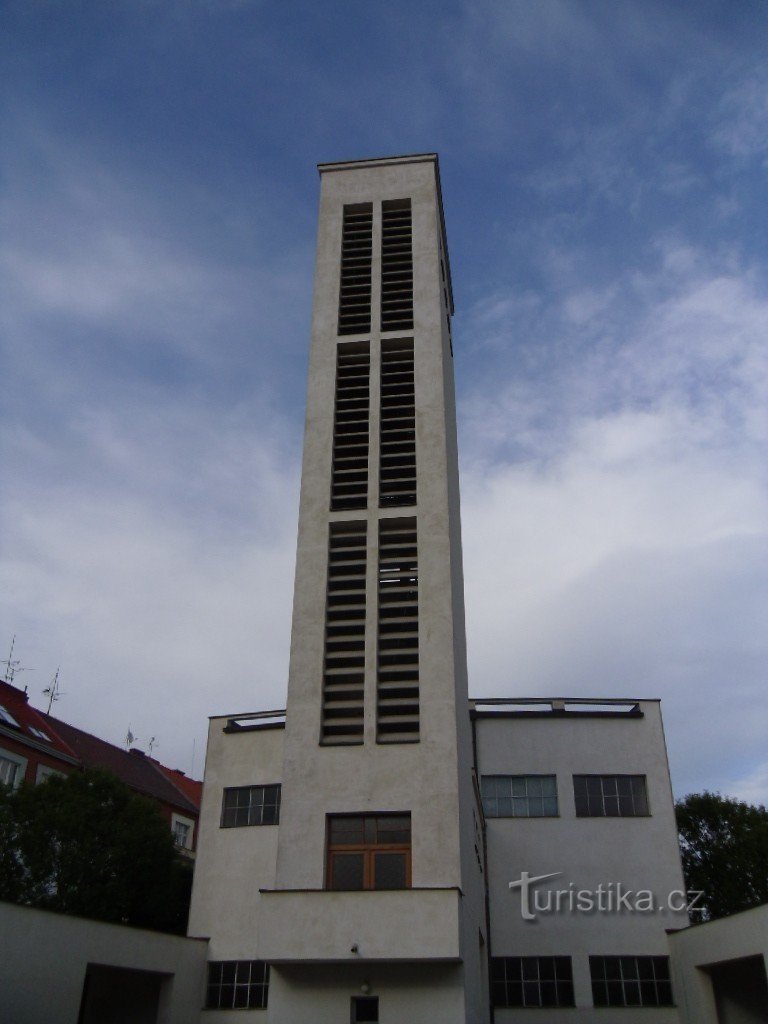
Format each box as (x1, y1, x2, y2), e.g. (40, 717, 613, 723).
(510, 777, 526, 796)
(657, 981, 673, 1005)
(219, 984, 234, 1008)
(505, 958, 522, 980)
(554, 957, 572, 980)
(604, 958, 621, 980)
(526, 776, 543, 797)
(205, 984, 220, 1009)
(376, 815, 410, 843)
(331, 852, 364, 889)
(221, 962, 237, 984)
(604, 794, 620, 816)
(507, 981, 523, 1006)
(521, 957, 539, 980)
(491, 981, 507, 1007)
(207, 962, 223, 984)
(558, 980, 574, 1007)
(652, 956, 670, 980)
(235, 961, 251, 982)
(497, 797, 513, 816)
(330, 817, 365, 843)
(605, 980, 623, 1005)
(374, 851, 406, 889)
(538, 958, 555, 980)
(624, 981, 641, 1006)
(540, 980, 557, 1007)
(640, 980, 658, 1006)
(522, 981, 540, 1006)
(586, 776, 603, 797)
(527, 797, 544, 817)
(618, 793, 635, 815)
(261, 803, 278, 825)
(620, 956, 638, 979)
(632, 776, 649, 814)
(542, 797, 558, 816)
(233, 985, 249, 1008)
(352, 996, 379, 1022)
(541, 776, 557, 797)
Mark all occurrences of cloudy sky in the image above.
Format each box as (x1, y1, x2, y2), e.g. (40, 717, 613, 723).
(2, 1, 766, 801)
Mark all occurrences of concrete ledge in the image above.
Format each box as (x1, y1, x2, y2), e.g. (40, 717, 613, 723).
(258, 887, 462, 963)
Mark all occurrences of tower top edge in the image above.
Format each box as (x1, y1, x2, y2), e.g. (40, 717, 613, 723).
(317, 152, 439, 173)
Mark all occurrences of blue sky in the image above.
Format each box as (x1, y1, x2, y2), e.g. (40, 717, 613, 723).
(2, 1, 767, 800)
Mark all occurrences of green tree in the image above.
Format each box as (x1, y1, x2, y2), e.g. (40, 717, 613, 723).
(0, 767, 192, 934)
(676, 791, 768, 921)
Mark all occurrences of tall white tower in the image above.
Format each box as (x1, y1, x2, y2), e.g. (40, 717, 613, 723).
(189, 155, 489, 1024)
(268, 154, 486, 1021)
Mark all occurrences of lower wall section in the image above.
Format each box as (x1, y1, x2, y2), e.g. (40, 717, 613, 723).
(264, 962, 466, 1024)
(0, 900, 208, 1024)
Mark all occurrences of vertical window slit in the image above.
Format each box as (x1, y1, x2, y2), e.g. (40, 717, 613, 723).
(381, 199, 413, 332)
(339, 203, 373, 335)
(331, 342, 370, 511)
(379, 337, 415, 507)
(377, 518, 419, 742)
(322, 521, 367, 743)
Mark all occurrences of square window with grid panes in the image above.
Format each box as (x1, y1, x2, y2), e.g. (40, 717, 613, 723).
(327, 813, 410, 890)
(590, 955, 673, 1007)
(481, 775, 558, 817)
(491, 956, 574, 1008)
(573, 775, 649, 817)
(221, 784, 281, 827)
(205, 960, 269, 1010)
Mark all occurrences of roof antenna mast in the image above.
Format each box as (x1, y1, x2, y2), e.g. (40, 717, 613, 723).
(43, 667, 65, 714)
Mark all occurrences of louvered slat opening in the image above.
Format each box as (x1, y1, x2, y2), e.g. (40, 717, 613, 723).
(377, 518, 419, 742)
(380, 338, 416, 507)
(381, 199, 413, 332)
(339, 204, 373, 335)
(322, 521, 367, 743)
(331, 343, 370, 511)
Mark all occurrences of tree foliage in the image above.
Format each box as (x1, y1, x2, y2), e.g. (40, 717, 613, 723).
(676, 791, 768, 921)
(0, 767, 192, 933)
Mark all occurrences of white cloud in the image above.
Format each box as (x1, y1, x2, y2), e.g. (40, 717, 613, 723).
(460, 247, 768, 802)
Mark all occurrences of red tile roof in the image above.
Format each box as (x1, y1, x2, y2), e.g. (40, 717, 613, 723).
(42, 713, 201, 816)
(0, 680, 78, 762)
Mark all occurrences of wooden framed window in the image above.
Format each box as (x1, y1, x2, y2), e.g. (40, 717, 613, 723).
(327, 813, 411, 890)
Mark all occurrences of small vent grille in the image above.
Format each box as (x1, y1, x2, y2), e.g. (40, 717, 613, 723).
(339, 203, 373, 336)
(381, 199, 413, 332)
(331, 343, 370, 511)
(380, 338, 416, 507)
(322, 521, 367, 744)
(377, 518, 419, 742)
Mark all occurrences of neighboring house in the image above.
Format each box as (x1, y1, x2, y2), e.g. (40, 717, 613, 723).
(0, 677, 201, 855)
(42, 712, 202, 856)
(0, 678, 79, 787)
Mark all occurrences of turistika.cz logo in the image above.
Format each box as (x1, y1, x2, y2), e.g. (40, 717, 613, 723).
(508, 872, 704, 921)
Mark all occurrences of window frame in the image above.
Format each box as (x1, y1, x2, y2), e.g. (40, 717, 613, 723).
(205, 960, 269, 1010)
(491, 956, 575, 1008)
(0, 748, 28, 789)
(326, 813, 411, 891)
(573, 774, 650, 817)
(480, 774, 559, 818)
(350, 995, 379, 1022)
(220, 784, 281, 828)
(589, 955, 674, 1007)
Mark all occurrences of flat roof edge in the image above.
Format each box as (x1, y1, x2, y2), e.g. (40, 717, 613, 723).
(317, 153, 438, 173)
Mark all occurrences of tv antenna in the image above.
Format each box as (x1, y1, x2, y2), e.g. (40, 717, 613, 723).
(148, 736, 158, 755)
(2, 635, 32, 685)
(126, 727, 138, 750)
(43, 668, 65, 714)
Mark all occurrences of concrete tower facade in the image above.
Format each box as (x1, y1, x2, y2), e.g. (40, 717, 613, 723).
(264, 154, 487, 1021)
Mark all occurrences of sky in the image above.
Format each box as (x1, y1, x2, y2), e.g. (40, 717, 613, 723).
(1, 1, 766, 801)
